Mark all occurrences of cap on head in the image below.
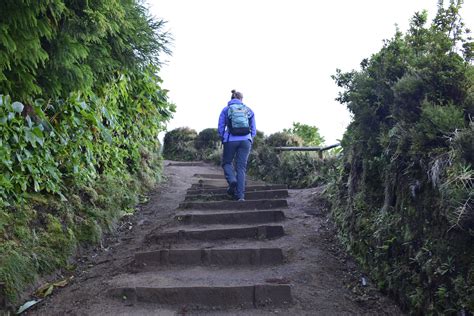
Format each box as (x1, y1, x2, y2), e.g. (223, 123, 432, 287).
(231, 89, 243, 100)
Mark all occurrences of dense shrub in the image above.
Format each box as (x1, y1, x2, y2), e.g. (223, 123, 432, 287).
(252, 130, 266, 150)
(264, 132, 303, 147)
(247, 131, 336, 188)
(0, 0, 173, 303)
(194, 128, 220, 150)
(163, 128, 267, 163)
(329, 2, 473, 313)
(283, 122, 325, 146)
(194, 128, 222, 161)
(248, 148, 337, 188)
(162, 127, 199, 161)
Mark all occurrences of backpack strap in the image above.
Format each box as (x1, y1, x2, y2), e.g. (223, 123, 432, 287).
(225, 106, 230, 141)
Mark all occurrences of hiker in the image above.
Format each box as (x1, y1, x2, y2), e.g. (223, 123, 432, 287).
(217, 89, 256, 201)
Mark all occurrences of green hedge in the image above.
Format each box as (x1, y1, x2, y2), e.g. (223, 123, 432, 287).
(163, 127, 223, 163)
(0, 71, 173, 303)
(162, 127, 199, 161)
(0, 0, 174, 304)
(248, 145, 337, 189)
(329, 3, 473, 314)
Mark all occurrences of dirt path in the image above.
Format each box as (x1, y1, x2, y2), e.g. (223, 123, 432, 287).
(25, 161, 402, 315)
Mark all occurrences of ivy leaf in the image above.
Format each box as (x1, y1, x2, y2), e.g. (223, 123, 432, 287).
(26, 115, 33, 128)
(33, 179, 40, 192)
(101, 129, 113, 144)
(4, 161, 13, 172)
(32, 126, 44, 147)
(12, 101, 24, 113)
(58, 192, 68, 202)
(16, 300, 43, 315)
(24, 130, 37, 147)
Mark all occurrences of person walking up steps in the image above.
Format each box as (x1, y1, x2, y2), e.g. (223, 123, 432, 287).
(218, 89, 256, 201)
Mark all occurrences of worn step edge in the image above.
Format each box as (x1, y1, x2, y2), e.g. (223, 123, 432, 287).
(147, 225, 285, 243)
(175, 210, 285, 225)
(193, 173, 225, 179)
(108, 284, 292, 308)
(167, 161, 206, 167)
(134, 248, 284, 267)
(185, 189, 289, 202)
(179, 199, 288, 210)
(187, 184, 288, 195)
(195, 179, 262, 184)
(196, 179, 262, 184)
(190, 184, 261, 190)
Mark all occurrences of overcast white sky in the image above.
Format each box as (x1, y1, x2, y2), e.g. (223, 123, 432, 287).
(148, 0, 473, 144)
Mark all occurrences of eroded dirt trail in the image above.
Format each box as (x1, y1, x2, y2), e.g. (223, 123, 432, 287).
(28, 161, 401, 315)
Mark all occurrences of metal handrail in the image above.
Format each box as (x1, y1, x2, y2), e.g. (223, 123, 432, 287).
(274, 143, 341, 158)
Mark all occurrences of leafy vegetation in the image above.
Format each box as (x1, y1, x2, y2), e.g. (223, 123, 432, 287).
(164, 126, 334, 188)
(264, 131, 303, 147)
(283, 122, 325, 146)
(163, 127, 199, 161)
(247, 129, 335, 188)
(0, 0, 174, 303)
(328, 1, 473, 313)
(248, 147, 336, 188)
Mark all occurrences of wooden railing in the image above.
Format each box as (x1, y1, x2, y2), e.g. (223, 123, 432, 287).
(274, 143, 341, 158)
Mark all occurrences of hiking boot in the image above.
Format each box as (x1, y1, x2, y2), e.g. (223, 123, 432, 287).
(226, 182, 237, 197)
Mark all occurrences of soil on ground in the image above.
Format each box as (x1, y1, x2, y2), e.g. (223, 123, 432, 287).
(21, 161, 403, 316)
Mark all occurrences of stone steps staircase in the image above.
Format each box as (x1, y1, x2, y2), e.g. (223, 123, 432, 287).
(106, 172, 293, 311)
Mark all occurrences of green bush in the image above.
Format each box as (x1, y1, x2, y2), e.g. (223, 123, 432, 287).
(162, 127, 199, 161)
(162, 126, 335, 189)
(329, 3, 473, 313)
(247, 131, 336, 188)
(283, 122, 325, 146)
(194, 128, 220, 150)
(194, 128, 222, 161)
(265, 132, 303, 147)
(252, 130, 266, 150)
(0, 0, 174, 304)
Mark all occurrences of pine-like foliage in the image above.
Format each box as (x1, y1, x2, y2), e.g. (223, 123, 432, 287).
(0, 0, 170, 100)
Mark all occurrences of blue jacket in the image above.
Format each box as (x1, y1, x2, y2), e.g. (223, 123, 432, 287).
(218, 99, 256, 143)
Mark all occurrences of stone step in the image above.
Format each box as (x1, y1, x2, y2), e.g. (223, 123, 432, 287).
(191, 180, 263, 189)
(175, 210, 285, 225)
(167, 161, 206, 167)
(185, 189, 289, 201)
(193, 173, 225, 179)
(179, 199, 288, 210)
(187, 184, 288, 195)
(108, 284, 292, 309)
(151, 235, 290, 251)
(146, 225, 285, 243)
(133, 247, 284, 267)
